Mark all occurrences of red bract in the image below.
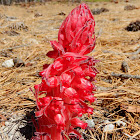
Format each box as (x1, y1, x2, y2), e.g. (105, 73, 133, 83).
(32, 3, 98, 140)
(47, 3, 95, 59)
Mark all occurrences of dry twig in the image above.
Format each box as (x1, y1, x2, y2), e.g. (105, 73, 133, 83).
(111, 72, 140, 79)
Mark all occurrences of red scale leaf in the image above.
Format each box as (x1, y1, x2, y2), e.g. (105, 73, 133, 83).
(71, 118, 87, 129)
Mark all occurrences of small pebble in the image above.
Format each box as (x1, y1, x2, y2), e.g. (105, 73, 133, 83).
(103, 120, 114, 132)
(85, 119, 95, 128)
(2, 59, 14, 68)
(116, 120, 126, 127)
(34, 13, 42, 17)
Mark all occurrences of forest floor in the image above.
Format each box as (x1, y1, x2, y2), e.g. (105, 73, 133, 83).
(0, 0, 140, 139)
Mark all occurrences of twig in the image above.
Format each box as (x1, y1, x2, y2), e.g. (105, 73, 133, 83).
(94, 92, 127, 97)
(111, 72, 140, 79)
(97, 86, 113, 91)
(103, 48, 140, 60)
(0, 44, 30, 52)
(103, 50, 122, 55)
(19, 97, 35, 103)
(103, 48, 140, 56)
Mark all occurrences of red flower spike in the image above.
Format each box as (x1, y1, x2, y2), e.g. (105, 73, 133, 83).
(32, 3, 98, 140)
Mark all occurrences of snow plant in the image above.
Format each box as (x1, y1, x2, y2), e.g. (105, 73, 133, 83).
(32, 3, 98, 140)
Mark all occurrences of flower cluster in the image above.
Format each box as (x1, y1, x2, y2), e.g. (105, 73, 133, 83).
(32, 4, 98, 140)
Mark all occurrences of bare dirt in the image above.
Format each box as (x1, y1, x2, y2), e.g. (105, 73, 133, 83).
(0, 0, 140, 139)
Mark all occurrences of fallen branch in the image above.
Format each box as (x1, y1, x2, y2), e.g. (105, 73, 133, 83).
(111, 72, 140, 79)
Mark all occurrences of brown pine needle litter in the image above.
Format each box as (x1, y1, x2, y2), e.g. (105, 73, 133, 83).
(0, 0, 140, 139)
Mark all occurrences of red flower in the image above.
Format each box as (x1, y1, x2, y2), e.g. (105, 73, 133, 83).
(32, 3, 97, 140)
